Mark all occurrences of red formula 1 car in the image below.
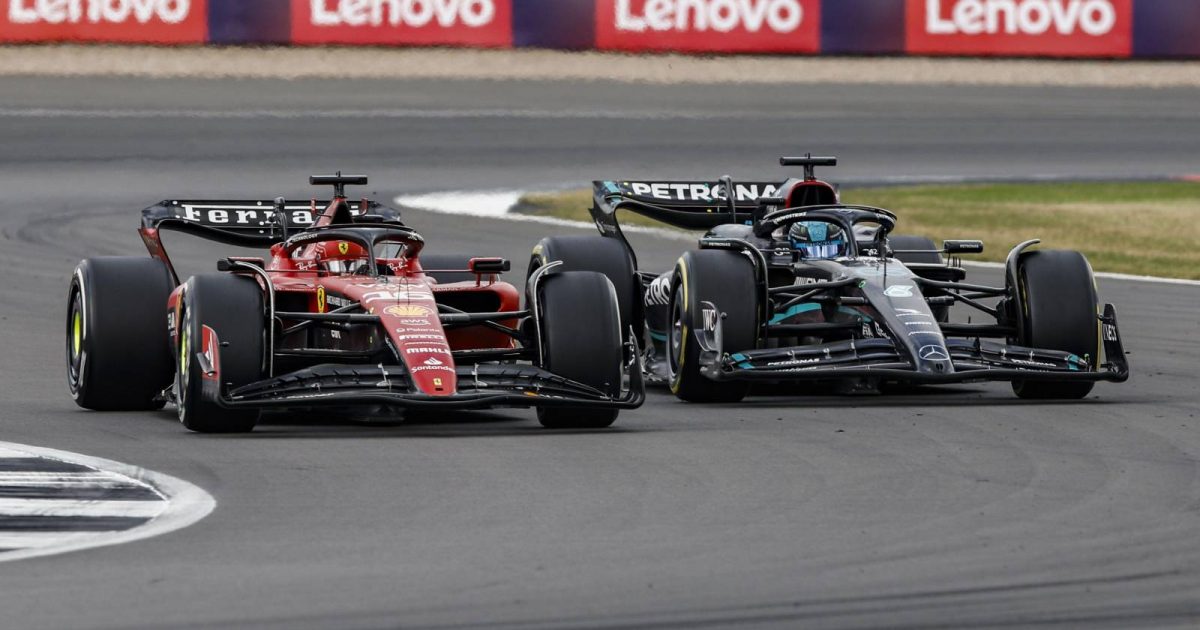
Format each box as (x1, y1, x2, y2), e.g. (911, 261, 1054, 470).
(66, 174, 642, 432)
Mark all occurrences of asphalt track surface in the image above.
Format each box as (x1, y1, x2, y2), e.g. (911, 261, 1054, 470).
(0, 76, 1198, 629)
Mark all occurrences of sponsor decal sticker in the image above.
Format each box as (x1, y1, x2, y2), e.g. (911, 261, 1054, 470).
(395, 332, 446, 340)
(363, 290, 434, 303)
(385, 304, 434, 318)
(338, 241, 350, 255)
(398, 318, 433, 326)
(906, 0, 1132, 58)
(597, 0, 820, 53)
(884, 285, 915, 298)
(292, 0, 513, 47)
(405, 346, 451, 355)
(316, 286, 326, 313)
(623, 181, 781, 203)
(1, 0, 208, 43)
(410, 365, 454, 373)
(424, 356, 444, 366)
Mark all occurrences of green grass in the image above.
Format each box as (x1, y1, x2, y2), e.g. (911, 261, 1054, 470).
(514, 181, 1200, 279)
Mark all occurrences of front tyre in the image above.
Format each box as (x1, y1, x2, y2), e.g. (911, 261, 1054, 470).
(536, 271, 623, 429)
(66, 257, 174, 411)
(176, 274, 265, 433)
(528, 236, 640, 341)
(668, 250, 758, 403)
(1012, 250, 1100, 400)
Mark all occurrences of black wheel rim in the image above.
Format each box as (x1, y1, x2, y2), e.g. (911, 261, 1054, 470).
(668, 283, 685, 376)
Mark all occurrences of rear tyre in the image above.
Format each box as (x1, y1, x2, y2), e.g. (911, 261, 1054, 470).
(176, 274, 265, 433)
(536, 271, 623, 429)
(529, 236, 639, 340)
(66, 257, 174, 411)
(1012, 250, 1099, 400)
(890, 235, 948, 322)
(668, 250, 758, 403)
(419, 254, 477, 284)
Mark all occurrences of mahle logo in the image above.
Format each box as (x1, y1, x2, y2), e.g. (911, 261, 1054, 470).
(923, 0, 1117, 36)
(614, 0, 804, 34)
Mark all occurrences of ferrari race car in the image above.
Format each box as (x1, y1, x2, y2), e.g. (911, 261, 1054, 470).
(66, 174, 642, 432)
(527, 156, 1128, 403)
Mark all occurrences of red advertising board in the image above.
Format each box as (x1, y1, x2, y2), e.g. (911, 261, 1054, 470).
(1, 0, 208, 43)
(595, 0, 821, 54)
(292, 0, 511, 47)
(906, 0, 1132, 57)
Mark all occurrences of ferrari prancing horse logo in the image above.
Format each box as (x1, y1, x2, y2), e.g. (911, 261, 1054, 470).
(316, 286, 326, 313)
(337, 242, 350, 255)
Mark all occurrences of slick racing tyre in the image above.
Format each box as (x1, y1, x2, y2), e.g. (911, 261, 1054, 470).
(890, 235, 948, 323)
(176, 274, 265, 433)
(536, 271, 623, 429)
(1012, 249, 1100, 400)
(669, 250, 758, 403)
(528, 235, 640, 340)
(419, 254, 477, 284)
(67, 257, 175, 411)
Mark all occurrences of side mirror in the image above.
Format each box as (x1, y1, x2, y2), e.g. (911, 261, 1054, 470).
(944, 240, 984, 255)
(468, 257, 510, 274)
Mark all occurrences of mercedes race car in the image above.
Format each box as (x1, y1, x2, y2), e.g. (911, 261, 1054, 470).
(526, 156, 1128, 403)
(66, 174, 642, 432)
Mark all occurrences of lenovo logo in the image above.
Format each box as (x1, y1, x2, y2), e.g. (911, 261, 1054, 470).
(8, 0, 192, 24)
(906, 0, 1130, 57)
(597, 0, 819, 53)
(924, 0, 1117, 36)
(309, 0, 496, 28)
(614, 0, 804, 34)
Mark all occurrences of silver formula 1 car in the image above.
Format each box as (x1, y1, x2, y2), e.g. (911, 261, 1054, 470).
(526, 156, 1128, 403)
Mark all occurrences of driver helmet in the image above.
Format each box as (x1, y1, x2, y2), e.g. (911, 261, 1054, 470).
(317, 240, 369, 275)
(788, 221, 847, 259)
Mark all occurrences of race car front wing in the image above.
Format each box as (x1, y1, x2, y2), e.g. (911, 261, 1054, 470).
(698, 304, 1129, 385)
(215, 362, 645, 411)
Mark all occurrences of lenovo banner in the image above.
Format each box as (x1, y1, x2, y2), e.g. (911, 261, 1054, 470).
(292, 0, 512, 47)
(907, 0, 1133, 57)
(1, 0, 207, 43)
(595, 0, 821, 53)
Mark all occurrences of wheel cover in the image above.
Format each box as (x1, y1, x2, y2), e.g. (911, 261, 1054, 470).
(668, 284, 685, 376)
(65, 291, 84, 388)
(71, 310, 81, 359)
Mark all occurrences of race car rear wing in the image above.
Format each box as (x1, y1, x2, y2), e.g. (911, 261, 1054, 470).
(591, 180, 783, 231)
(140, 199, 403, 248)
(138, 198, 405, 285)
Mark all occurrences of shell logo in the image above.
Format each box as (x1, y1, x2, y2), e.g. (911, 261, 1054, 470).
(384, 304, 434, 318)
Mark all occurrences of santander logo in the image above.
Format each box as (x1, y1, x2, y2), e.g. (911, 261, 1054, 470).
(614, 0, 804, 34)
(7, 0, 192, 24)
(923, 0, 1117, 36)
(309, 0, 496, 28)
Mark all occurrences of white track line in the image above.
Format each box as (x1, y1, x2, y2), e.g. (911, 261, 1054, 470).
(398, 190, 1200, 287)
(0, 473, 140, 486)
(0, 442, 215, 563)
(0, 532, 111, 550)
(0, 499, 166, 518)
